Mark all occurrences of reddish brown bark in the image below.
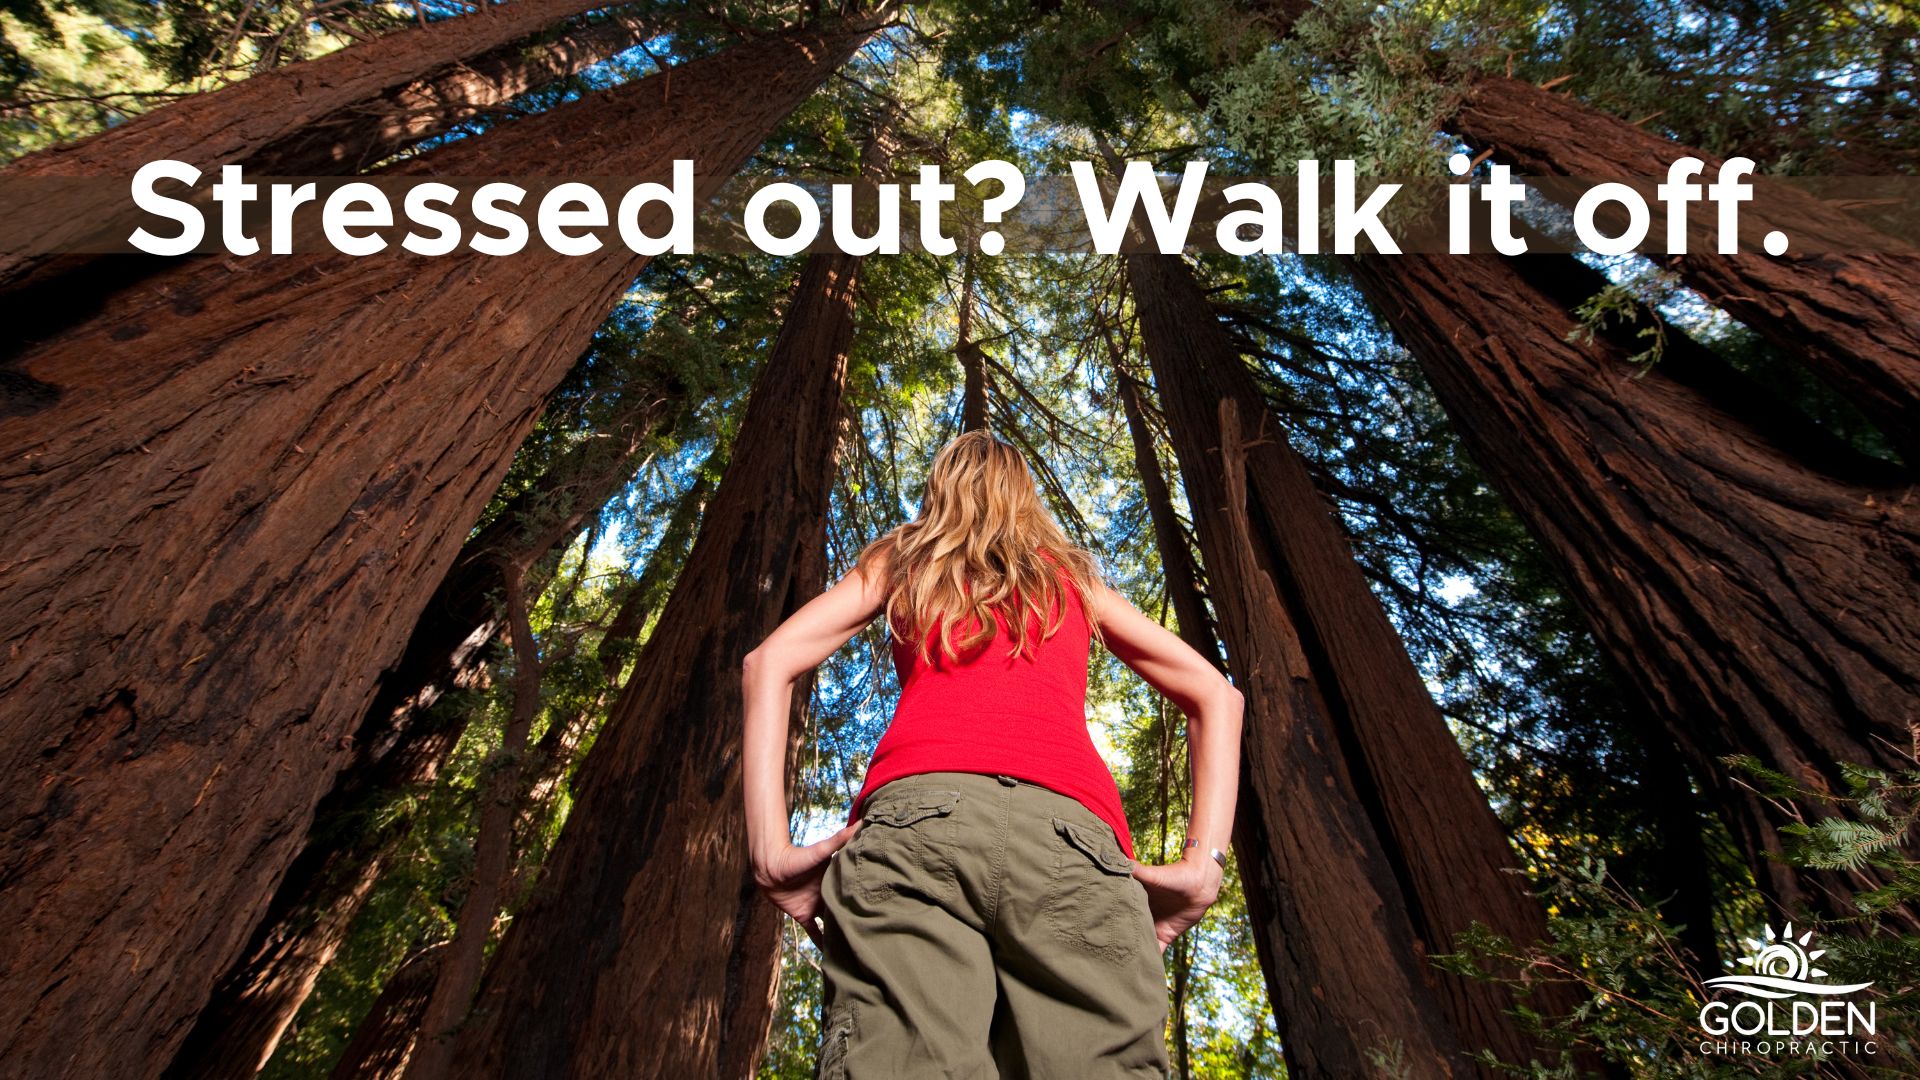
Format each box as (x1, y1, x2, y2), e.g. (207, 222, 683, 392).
(328, 943, 448, 1080)
(406, 569, 544, 1080)
(0, 24, 874, 1080)
(1128, 249, 1582, 1068)
(442, 246, 865, 1078)
(1450, 75, 1920, 461)
(1347, 252, 1920, 924)
(160, 373, 675, 1080)
(1116, 344, 1222, 1080)
(957, 257, 990, 430)
(158, 716, 460, 1080)
(1128, 249, 1489, 1068)
(245, 10, 666, 177)
(357, 373, 685, 763)
(0, 0, 670, 294)
(1112, 359, 1218, 661)
(1207, 392, 1463, 1080)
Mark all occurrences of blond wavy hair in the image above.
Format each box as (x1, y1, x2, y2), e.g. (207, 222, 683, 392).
(858, 431, 1103, 663)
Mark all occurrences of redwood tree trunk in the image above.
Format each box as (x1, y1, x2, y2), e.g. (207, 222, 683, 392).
(0, 0, 670, 294)
(161, 373, 676, 1080)
(1113, 362, 1217, 660)
(0, 24, 875, 1080)
(1128, 249, 1459, 1068)
(1347, 251, 1920, 924)
(1449, 75, 1920, 462)
(1129, 253, 1561, 1078)
(957, 258, 989, 430)
(328, 943, 448, 1080)
(351, 372, 685, 775)
(246, 10, 666, 177)
(405, 569, 545, 1080)
(441, 247, 868, 1078)
(1118, 348, 1225, 1079)
(157, 716, 461, 1080)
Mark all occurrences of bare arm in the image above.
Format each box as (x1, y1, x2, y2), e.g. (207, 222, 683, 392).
(1087, 580, 1243, 866)
(741, 554, 891, 883)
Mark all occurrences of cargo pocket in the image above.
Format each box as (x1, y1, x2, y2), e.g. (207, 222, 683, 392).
(1043, 815, 1145, 963)
(814, 1000, 855, 1080)
(851, 788, 962, 906)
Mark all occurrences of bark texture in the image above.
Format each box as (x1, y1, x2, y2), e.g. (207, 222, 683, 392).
(1113, 362, 1218, 661)
(328, 943, 447, 1080)
(1136, 251, 1582, 1073)
(1347, 251, 1920, 922)
(1116, 345, 1222, 1080)
(957, 259, 989, 430)
(158, 710, 462, 1080)
(1451, 75, 1920, 461)
(405, 570, 545, 1080)
(351, 373, 684, 779)
(0, 25, 873, 1080)
(1136, 249, 1466, 1068)
(442, 247, 864, 1078)
(162, 373, 673, 1080)
(245, 10, 665, 177)
(0, 0, 666, 294)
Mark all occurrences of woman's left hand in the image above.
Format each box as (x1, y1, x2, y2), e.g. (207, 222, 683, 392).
(753, 819, 865, 950)
(1131, 853, 1224, 955)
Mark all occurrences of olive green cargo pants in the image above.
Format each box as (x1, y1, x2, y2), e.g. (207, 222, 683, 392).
(814, 771, 1172, 1079)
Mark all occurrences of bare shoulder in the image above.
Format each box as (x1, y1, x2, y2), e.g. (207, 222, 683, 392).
(1082, 577, 1131, 617)
(853, 534, 896, 587)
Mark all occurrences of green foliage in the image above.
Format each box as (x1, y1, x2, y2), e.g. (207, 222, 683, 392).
(1728, 756, 1920, 931)
(1, 2, 177, 156)
(1184, 0, 1472, 180)
(1441, 763, 1920, 1078)
(0, 1, 404, 159)
(1439, 856, 1755, 1079)
(1438, 0, 1920, 174)
(756, 921, 829, 1079)
(1565, 276, 1671, 369)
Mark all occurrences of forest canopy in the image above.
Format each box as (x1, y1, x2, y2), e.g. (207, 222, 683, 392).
(0, 1, 1914, 1079)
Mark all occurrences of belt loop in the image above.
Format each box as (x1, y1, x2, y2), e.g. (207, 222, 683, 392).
(994, 774, 1019, 786)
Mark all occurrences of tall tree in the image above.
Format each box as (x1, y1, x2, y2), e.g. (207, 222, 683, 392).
(1346, 251, 1920, 925)
(159, 366, 682, 1080)
(598, 459, 719, 683)
(1110, 354, 1217, 661)
(405, 566, 547, 1080)
(0, 21, 880, 1080)
(956, 255, 990, 430)
(441, 237, 873, 1076)
(327, 943, 448, 1080)
(0, 0, 670, 294)
(1112, 337, 1231, 1077)
(244, 9, 668, 177)
(1447, 74, 1920, 462)
(1176, 0, 1913, 460)
(1129, 252, 1561, 1078)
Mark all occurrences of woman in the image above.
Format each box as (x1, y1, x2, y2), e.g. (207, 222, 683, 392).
(742, 430, 1243, 1079)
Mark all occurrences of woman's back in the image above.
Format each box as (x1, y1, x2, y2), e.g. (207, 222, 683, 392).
(849, 575, 1137, 858)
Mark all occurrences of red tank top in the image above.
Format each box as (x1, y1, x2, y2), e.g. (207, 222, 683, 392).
(847, 571, 1135, 859)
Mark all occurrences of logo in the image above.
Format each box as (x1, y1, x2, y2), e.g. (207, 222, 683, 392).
(1705, 922, 1872, 999)
(1698, 923, 1878, 1058)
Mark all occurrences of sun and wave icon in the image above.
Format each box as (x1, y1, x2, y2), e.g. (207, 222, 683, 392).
(1703, 923, 1874, 999)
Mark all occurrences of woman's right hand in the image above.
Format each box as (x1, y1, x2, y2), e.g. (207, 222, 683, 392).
(752, 819, 866, 949)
